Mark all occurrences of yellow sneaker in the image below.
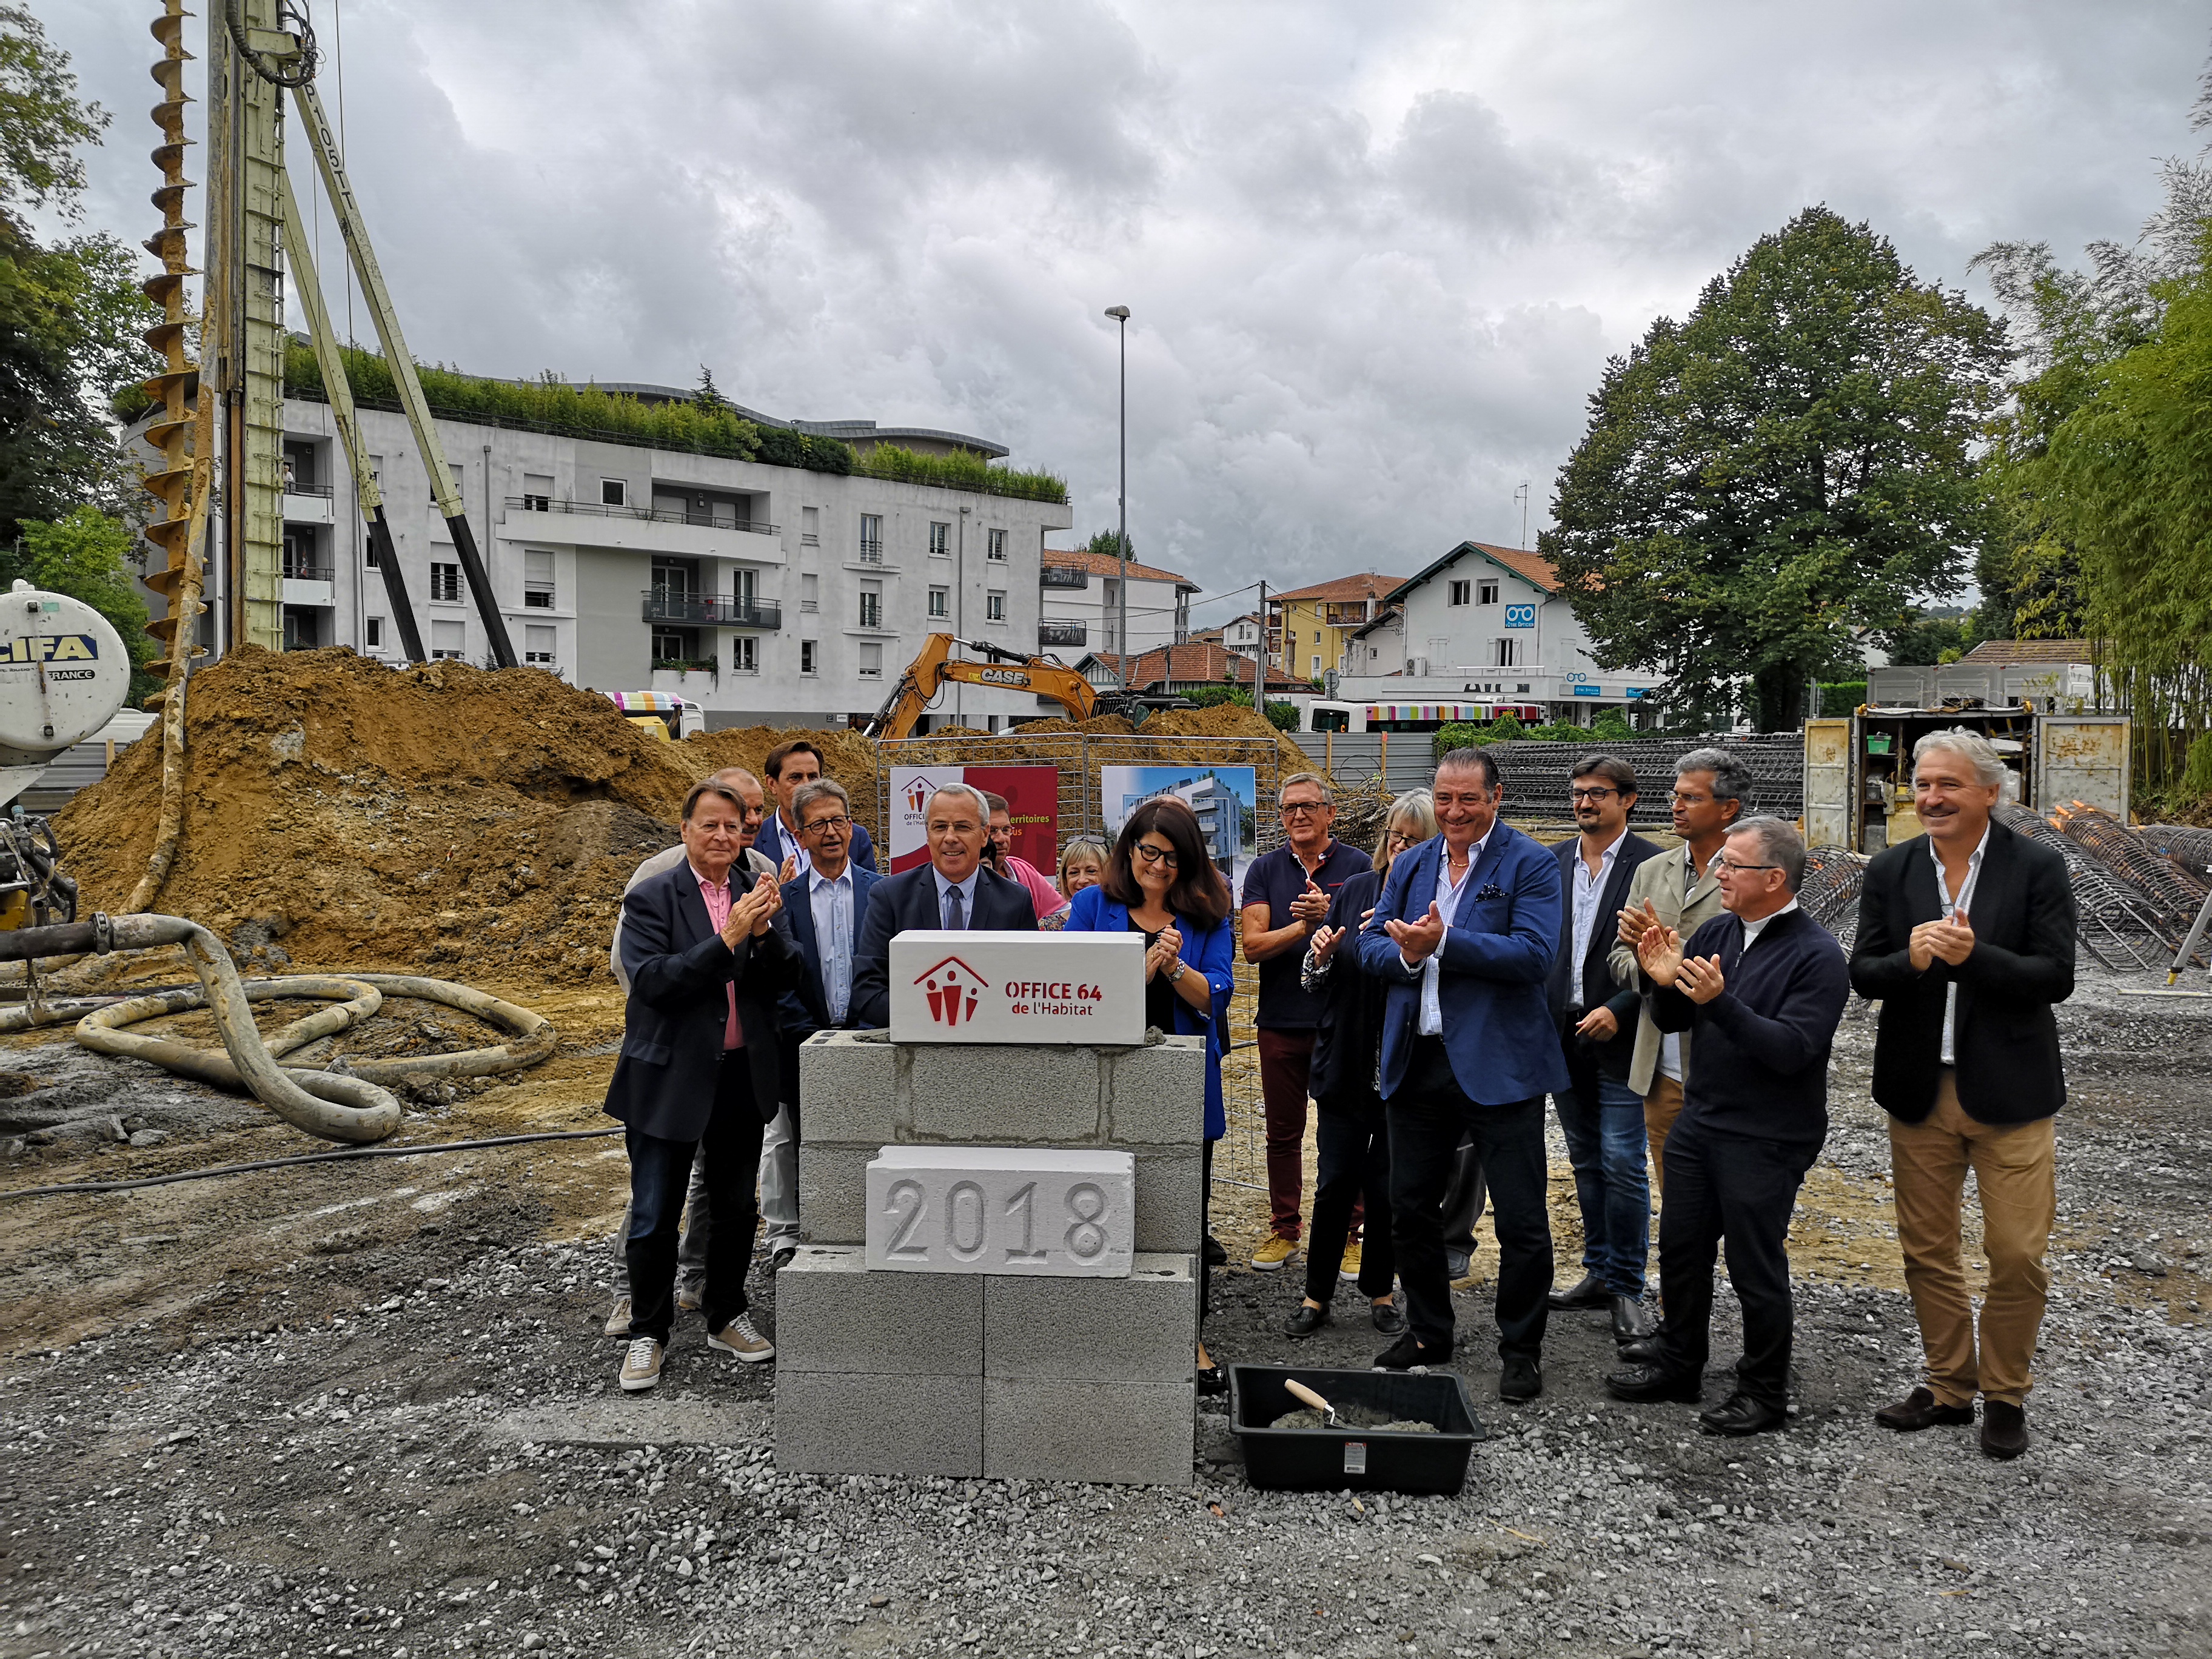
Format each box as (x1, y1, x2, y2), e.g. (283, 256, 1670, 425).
(1338, 1242, 1363, 1282)
(1250, 1235, 1298, 1272)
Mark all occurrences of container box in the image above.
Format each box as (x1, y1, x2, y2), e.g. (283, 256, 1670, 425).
(1228, 1365, 1484, 1495)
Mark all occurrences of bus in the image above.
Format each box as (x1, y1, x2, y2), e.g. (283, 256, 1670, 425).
(1304, 700, 1548, 734)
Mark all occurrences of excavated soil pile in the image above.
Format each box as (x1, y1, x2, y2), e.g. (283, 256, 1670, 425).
(891, 703, 1310, 776)
(52, 649, 871, 979)
(677, 725, 882, 834)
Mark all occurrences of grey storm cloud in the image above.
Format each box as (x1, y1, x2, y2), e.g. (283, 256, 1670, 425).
(48, 0, 2207, 608)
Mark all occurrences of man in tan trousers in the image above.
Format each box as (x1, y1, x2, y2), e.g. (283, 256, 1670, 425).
(1609, 748, 1746, 1190)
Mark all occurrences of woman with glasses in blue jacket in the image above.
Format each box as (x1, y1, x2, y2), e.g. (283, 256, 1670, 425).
(1064, 794, 1238, 1393)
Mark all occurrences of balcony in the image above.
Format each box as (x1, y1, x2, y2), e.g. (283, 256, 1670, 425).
(1321, 603, 1370, 626)
(509, 497, 777, 535)
(501, 497, 785, 564)
(282, 482, 334, 526)
(1038, 621, 1087, 650)
(1040, 566, 1088, 589)
(640, 591, 783, 629)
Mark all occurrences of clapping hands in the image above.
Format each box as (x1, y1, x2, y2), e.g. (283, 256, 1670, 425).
(1635, 922, 1724, 1004)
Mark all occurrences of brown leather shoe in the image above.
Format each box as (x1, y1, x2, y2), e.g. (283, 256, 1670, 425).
(1980, 1399, 2029, 1460)
(1874, 1386, 1976, 1432)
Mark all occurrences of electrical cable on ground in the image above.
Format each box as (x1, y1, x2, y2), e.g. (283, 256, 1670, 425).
(0, 1126, 620, 1200)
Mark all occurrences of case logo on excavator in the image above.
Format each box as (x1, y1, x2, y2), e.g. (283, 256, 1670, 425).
(978, 667, 1027, 686)
(0, 634, 99, 666)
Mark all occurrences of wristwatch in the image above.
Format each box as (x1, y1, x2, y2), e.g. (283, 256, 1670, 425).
(1168, 961, 1187, 984)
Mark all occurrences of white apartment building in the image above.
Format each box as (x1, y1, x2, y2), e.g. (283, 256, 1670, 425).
(1221, 612, 1265, 664)
(1037, 547, 1198, 662)
(165, 392, 1073, 731)
(1330, 540, 1666, 719)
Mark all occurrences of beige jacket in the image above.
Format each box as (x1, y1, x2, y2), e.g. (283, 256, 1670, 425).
(1607, 845, 1727, 1097)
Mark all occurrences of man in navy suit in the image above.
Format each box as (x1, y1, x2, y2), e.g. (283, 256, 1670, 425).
(603, 779, 807, 1393)
(1546, 754, 1663, 1343)
(851, 782, 1037, 1029)
(755, 738, 879, 876)
(1356, 746, 1567, 1399)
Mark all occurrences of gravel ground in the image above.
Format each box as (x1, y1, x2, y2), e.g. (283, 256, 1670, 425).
(2, 966, 2208, 1659)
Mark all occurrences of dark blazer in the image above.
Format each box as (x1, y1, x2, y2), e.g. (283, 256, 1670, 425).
(850, 862, 1039, 1029)
(779, 863, 883, 1033)
(1354, 823, 1569, 1105)
(1848, 820, 2076, 1125)
(756, 809, 879, 876)
(1547, 830, 1661, 1079)
(1064, 886, 1236, 1140)
(602, 858, 807, 1141)
(1310, 868, 1388, 1106)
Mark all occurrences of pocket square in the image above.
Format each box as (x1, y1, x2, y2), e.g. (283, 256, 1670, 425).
(1476, 883, 1506, 900)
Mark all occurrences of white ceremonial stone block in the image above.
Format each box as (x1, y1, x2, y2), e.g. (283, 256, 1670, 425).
(864, 1145, 1136, 1278)
(888, 931, 1145, 1045)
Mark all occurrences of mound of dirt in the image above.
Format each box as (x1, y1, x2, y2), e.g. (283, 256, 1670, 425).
(52, 649, 870, 980)
(890, 703, 1309, 777)
(676, 724, 882, 835)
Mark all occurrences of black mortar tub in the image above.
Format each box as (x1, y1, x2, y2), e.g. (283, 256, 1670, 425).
(1228, 1364, 1485, 1495)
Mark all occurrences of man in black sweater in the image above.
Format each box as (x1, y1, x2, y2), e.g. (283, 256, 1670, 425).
(1605, 817, 1849, 1436)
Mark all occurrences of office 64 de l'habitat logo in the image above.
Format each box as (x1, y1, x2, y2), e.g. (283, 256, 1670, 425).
(913, 955, 987, 1028)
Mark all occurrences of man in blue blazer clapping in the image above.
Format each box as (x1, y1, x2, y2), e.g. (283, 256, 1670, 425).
(1356, 746, 1567, 1399)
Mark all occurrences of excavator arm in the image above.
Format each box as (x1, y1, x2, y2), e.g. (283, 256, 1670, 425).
(865, 634, 1099, 739)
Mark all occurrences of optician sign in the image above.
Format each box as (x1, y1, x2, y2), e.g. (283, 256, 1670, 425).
(1503, 603, 1537, 628)
(888, 931, 1147, 1045)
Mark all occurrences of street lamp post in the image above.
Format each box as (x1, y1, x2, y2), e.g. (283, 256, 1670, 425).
(1105, 305, 1130, 692)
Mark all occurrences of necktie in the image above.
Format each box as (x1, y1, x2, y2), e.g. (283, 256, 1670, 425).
(944, 883, 965, 931)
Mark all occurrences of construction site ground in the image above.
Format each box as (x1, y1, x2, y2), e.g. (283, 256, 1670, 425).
(2, 961, 2207, 1659)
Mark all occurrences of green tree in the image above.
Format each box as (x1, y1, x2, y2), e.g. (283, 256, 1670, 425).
(1545, 207, 2010, 731)
(1085, 529, 1134, 561)
(10, 505, 158, 703)
(1879, 609, 1976, 666)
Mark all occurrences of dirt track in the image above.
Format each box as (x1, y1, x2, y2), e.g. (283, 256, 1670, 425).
(1, 966, 2208, 1658)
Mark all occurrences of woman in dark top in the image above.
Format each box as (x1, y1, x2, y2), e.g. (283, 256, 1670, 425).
(1284, 789, 1438, 1338)
(1064, 796, 1236, 1392)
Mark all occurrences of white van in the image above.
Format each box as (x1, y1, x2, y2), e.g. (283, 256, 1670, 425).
(604, 691, 705, 740)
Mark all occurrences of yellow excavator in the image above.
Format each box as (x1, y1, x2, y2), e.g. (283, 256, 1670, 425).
(863, 634, 1189, 740)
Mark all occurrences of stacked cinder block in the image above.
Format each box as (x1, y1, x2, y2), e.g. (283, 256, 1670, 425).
(778, 1031, 1205, 1485)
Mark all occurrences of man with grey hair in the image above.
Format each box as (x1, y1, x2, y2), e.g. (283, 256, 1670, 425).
(851, 782, 1037, 1028)
(1851, 728, 2074, 1461)
(1610, 747, 1748, 1190)
(1607, 816, 1849, 1436)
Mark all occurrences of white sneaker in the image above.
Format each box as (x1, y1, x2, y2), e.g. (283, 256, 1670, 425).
(707, 1313, 775, 1364)
(603, 1294, 633, 1339)
(618, 1336, 663, 1392)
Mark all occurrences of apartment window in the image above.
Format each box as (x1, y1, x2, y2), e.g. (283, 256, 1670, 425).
(800, 639, 818, 675)
(859, 514, 883, 561)
(431, 620, 466, 661)
(800, 573, 819, 614)
(985, 589, 1007, 623)
(1312, 654, 1321, 675)
(928, 586, 950, 620)
(1478, 580, 1500, 606)
(524, 624, 557, 667)
(987, 528, 1007, 562)
(1490, 637, 1520, 668)
(802, 506, 820, 547)
(365, 617, 384, 649)
(732, 635, 758, 673)
(928, 521, 950, 558)
(653, 626, 699, 662)
(521, 472, 554, 511)
(1448, 579, 1472, 607)
(601, 478, 628, 508)
(281, 528, 321, 580)
(859, 642, 883, 678)
(523, 549, 555, 608)
(857, 584, 882, 629)
(363, 535, 380, 569)
(447, 462, 465, 500)
(429, 562, 461, 603)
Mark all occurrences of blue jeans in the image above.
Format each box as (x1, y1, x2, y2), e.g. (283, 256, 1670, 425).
(1553, 1064, 1652, 1298)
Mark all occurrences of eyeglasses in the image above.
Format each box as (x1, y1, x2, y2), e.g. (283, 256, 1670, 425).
(1669, 791, 1712, 806)
(1568, 786, 1618, 802)
(1279, 801, 1328, 817)
(802, 814, 851, 836)
(1133, 843, 1181, 869)
(1716, 857, 1779, 874)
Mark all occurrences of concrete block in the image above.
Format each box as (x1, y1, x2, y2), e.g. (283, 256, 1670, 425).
(865, 1146, 1135, 1276)
(982, 1378, 1193, 1486)
(776, 1372, 981, 1478)
(985, 1253, 1196, 1383)
(776, 1245, 984, 1376)
(796, 1142, 873, 1246)
(900, 1042, 1103, 1143)
(797, 1030, 897, 1145)
(1131, 1146, 1205, 1255)
(1102, 1036, 1207, 1145)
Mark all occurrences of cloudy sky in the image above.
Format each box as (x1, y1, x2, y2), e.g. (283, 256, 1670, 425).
(47, 0, 2207, 614)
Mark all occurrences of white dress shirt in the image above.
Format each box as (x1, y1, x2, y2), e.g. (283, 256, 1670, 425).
(932, 865, 982, 928)
(1930, 825, 1989, 1067)
(1738, 897, 1800, 949)
(808, 863, 857, 1026)
(1567, 827, 1629, 1011)
(1410, 828, 1494, 1036)
(1656, 844, 1706, 1085)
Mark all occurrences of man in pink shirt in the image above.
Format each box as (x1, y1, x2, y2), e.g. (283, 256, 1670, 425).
(985, 791, 1061, 922)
